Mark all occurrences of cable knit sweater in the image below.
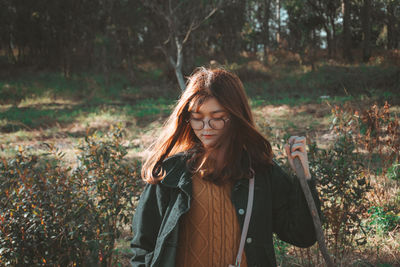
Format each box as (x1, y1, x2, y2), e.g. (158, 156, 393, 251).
(176, 172, 247, 267)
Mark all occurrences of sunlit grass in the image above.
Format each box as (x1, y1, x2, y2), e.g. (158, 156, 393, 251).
(19, 93, 77, 108)
(0, 129, 35, 143)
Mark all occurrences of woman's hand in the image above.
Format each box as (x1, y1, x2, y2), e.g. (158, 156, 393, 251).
(284, 136, 311, 180)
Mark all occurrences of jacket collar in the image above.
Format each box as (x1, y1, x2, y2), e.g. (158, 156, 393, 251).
(159, 150, 252, 190)
(160, 152, 192, 195)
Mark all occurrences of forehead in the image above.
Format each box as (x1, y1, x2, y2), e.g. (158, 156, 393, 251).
(190, 97, 226, 113)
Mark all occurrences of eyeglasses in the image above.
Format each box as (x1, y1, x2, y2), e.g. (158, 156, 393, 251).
(188, 117, 230, 130)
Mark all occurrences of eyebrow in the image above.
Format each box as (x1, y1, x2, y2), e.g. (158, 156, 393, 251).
(191, 110, 226, 114)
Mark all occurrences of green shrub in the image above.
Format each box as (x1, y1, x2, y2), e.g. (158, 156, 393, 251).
(386, 162, 400, 181)
(271, 129, 372, 265)
(74, 125, 142, 265)
(309, 133, 372, 261)
(367, 206, 400, 234)
(330, 102, 399, 171)
(0, 147, 96, 266)
(0, 126, 141, 266)
(273, 234, 291, 266)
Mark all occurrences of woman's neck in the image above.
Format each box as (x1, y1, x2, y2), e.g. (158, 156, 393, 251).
(206, 145, 227, 167)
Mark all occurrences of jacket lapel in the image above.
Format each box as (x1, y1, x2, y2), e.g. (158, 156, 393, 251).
(160, 159, 192, 198)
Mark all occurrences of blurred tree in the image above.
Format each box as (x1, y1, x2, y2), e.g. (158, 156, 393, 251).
(244, 0, 275, 55)
(386, 0, 400, 49)
(0, 0, 17, 63)
(306, 0, 341, 58)
(242, 1, 264, 54)
(284, 0, 324, 54)
(140, 0, 231, 91)
(276, 0, 281, 46)
(361, 0, 371, 62)
(95, 0, 150, 83)
(342, 0, 353, 62)
(261, 0, 273, 58)
(0, 0, 399, 78)
(110, 1, 148, 82)
(207, 0, 246, 62)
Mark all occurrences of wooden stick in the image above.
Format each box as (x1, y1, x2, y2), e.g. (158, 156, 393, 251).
(292, 156, 335, 267)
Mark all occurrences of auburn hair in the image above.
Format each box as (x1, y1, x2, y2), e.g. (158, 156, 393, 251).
(142, 67, 273, 184)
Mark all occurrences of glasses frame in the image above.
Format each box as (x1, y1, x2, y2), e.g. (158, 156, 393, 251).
(187, 117, 230, 130)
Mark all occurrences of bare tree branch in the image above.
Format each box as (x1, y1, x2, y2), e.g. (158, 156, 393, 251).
(182, 21, 195, 44)
(183, 4, 220, 44)
(142, 0, 230, 90)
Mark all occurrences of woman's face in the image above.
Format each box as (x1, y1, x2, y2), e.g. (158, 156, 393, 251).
(189, 97, 230, 149)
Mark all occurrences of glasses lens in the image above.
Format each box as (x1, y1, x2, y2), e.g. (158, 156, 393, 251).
(209, 118, 225, 130)
(189, 118, 227, 130)
(190, 119, 204, 130)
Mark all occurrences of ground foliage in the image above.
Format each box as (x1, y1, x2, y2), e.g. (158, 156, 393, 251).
(273, 102, 400, 266)
(309, 131, 372, 261)
(0, 126, 142, 266)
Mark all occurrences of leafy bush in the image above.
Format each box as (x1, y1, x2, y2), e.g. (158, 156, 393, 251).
(0, 126, 141, 266)
(273, 120, 372, 264)
(308, 133, 372, 261)
(75, 126, 142, 265)
(367, 206, 400, 234)
(0, 146, 97, 266)
(386, 162, 400, 181)
(309, 104, 379, 261)
(273, 234, 291, 265)
(330, 101, 399, 170)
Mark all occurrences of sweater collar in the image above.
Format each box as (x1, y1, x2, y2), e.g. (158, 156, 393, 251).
(159, 150, 252, 188)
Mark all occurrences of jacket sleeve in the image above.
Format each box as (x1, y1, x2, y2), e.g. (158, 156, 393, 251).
(130, 183, 169, 267)
(270, 162, 321, 248)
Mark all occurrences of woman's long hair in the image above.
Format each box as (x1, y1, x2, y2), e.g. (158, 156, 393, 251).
(142, 67, 273, 184)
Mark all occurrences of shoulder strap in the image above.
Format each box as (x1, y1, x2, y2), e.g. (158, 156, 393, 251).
(234, 173, 255, 267)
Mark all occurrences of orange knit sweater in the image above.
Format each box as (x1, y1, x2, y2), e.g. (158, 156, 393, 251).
(175, 173, 247, 267)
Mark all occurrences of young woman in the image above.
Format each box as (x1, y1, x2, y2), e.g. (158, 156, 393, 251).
(130, 68, 320, 267)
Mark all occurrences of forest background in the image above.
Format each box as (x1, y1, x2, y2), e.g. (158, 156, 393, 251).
(0, 0, 399, 266)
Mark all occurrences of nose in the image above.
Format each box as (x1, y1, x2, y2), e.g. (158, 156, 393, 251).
(203, 119, 212, 130)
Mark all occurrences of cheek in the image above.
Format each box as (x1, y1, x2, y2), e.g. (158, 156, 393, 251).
(193, 129, 202, 139)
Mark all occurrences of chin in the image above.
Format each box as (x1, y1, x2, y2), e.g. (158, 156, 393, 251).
(201, 140, 215, 148)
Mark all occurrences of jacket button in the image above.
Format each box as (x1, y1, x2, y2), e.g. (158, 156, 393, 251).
(246, 237, 252, 243)
(238, 208, 245, 215)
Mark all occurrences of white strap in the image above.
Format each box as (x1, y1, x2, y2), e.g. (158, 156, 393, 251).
(234, 173, 255, 267)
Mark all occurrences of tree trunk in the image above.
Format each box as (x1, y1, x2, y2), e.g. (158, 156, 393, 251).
(387, 1, 395, 49)
(324, 25, 332, 58)
(330, 16, 337, 57)
(313, 30, 317, 70)
(8, 33, 16, 64)
(276, 0, 281, 46)
(342, 0, 353, 62)
(263, 0, 272, 62)
(170, 37, 186, 91)
(174, 64, 186, 92)
(362, 0, 371, 62)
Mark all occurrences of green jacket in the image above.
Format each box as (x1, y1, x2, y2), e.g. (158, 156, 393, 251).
(130, 152, 321, 267)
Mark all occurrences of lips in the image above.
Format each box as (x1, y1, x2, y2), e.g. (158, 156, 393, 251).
(202, 134, 215, 139)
